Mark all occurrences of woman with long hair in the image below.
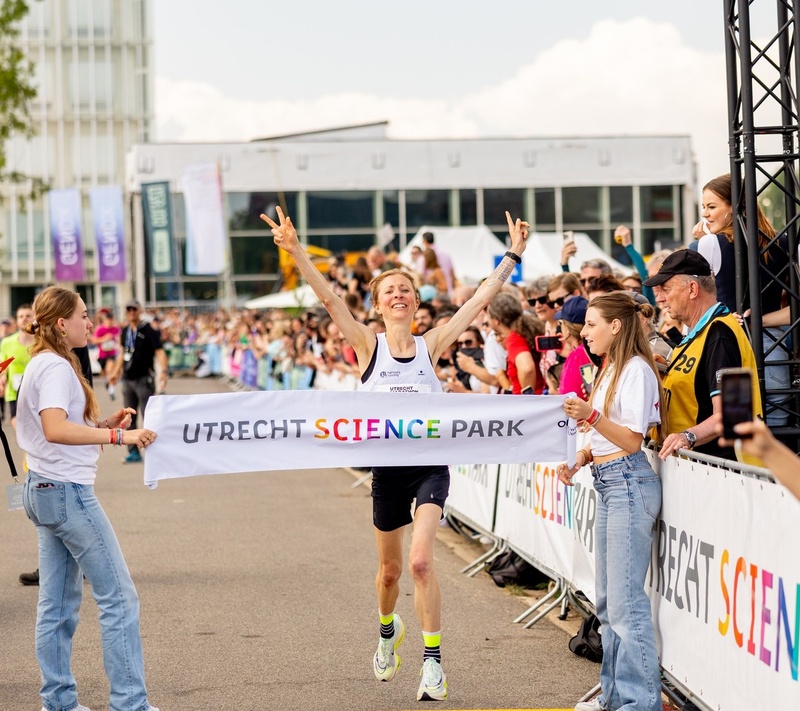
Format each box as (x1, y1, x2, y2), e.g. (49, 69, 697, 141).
(557, 292, 666, 711)
(17, 286, 159, 711)
(262, 207, 528, 703)
(692, 173, 790, 425)
(487, 292, 544, 394)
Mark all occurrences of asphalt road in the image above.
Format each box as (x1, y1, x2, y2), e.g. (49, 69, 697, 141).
(0, 375, 599, 711)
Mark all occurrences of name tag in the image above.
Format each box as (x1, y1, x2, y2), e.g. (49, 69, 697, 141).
(6, 482, 23, 512)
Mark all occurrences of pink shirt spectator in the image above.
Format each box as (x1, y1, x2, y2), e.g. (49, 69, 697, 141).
(558, 344, 591, 400)
(94, 324, 120, 359)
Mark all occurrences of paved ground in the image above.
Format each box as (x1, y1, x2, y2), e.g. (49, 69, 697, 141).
(0, 375, 600, 711)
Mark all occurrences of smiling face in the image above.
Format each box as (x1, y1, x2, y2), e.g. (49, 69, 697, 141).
(580, 305, 619, 356)
(59, 298, 93, 349)
(374, 273, 418, 323)
(701, 188, 732, 234)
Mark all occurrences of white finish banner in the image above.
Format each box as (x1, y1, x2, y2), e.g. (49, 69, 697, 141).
(142, 390, 577, 488)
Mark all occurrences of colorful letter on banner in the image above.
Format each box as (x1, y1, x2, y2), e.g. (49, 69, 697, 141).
(142, 390, 577, 487)
(182, 162, 227, 275)
(49, 188, 86, 282)
(90, 186, 127, 282)
(141, 182, 177, 277)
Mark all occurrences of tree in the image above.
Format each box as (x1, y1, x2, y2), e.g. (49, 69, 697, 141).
(0, 0, 46, 201)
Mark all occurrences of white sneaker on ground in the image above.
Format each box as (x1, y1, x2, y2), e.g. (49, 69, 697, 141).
(373, 613, 405, 681)
(42, 706, 91, 711)
(416, 658, 448, 701)
(574, 698, 605, 711)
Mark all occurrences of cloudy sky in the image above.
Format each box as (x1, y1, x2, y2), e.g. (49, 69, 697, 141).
(153, 1, 740, 184)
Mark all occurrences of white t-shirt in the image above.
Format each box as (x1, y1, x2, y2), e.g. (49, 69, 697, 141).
(16, 352, 99, 484)
(589, 355, 661, 457)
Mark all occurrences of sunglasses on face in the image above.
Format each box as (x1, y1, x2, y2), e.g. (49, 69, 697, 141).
(549, 296, 566, 308)
(457, 339, 475, 347)
(580, 278, 593, 286)
(126, 306, 139, 312)
(527, 295, 548, 306)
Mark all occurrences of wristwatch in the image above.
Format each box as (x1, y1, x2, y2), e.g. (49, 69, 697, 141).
(681, 430, 697, 449)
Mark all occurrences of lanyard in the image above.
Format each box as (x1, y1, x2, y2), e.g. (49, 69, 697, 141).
(126, 326, 137, 352)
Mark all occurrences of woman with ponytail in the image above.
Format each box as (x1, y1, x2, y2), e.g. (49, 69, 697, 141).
(556, 292, 666, 711)
(17, 286, 159, 711)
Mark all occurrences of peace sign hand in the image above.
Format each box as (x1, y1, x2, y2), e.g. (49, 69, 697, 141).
(260, 207, 300, 255)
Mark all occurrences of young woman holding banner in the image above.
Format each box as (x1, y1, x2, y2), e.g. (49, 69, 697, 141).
(17, 286, 159, 711)
(262, 207, 528, 703)
(556, 292, 666, 711)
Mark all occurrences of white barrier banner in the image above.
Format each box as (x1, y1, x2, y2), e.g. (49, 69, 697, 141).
(493, 461, 597, 599)
(143, 390, 577, 487)
(446, 464, 500, 534)
(646, 451, 800, 710)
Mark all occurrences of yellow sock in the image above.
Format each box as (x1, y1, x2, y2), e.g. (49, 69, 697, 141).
(379, 612, 394, 626)
(422, 630, 441, 648)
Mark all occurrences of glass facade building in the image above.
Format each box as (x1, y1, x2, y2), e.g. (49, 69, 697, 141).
(0, 0, 153, 314)
(128, 130, 697, 306)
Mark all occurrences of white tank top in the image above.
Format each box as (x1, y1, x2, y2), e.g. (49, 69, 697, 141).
(360, 333, 442, 393)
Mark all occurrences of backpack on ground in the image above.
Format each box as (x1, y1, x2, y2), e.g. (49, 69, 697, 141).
(568, 613, 603, 663)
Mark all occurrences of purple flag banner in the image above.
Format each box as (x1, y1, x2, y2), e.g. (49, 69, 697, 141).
(90, 186, 127, 282)
(49, 188, 86, 282)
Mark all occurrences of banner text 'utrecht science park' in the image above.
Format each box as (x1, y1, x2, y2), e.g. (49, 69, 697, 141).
(142, 390, 577, 487)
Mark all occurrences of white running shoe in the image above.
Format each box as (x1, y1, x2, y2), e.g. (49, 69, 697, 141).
(373, 613, 405, 681)
(574, 698, 605, 711)
(416, 658, 448, 701)
(42, 706, 91, 711)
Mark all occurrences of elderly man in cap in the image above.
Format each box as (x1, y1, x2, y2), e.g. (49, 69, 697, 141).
(109, 299, 168, 463)
(644, 249, 761, 462)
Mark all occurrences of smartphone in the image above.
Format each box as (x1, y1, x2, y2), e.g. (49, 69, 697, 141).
(535, 335, 563, 352)
(579, 363, 595, 395)
(563, 230, 575, 245)
(720, 368, 754, 439)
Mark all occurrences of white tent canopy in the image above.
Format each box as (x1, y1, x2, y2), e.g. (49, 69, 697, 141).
(522, 232, 630, 282)
(397, 226, 510, 285)
(397, 226, 631, 285)
(244, 284, 320, 310)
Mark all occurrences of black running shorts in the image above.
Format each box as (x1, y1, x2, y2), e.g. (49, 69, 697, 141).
(371, 465, 450, 532)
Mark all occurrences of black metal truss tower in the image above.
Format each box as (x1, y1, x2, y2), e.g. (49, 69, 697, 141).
(725, 0, 800, 447)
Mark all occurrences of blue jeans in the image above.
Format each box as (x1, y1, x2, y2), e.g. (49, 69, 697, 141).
(23, 471, 152, 711)
(591, 451, 661, 711)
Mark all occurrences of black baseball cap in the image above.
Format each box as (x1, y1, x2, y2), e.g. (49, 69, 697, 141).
(643, 249, 712, 287)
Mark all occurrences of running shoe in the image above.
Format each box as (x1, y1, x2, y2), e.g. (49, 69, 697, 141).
(41, 706, 91, 711)
(416, 658, 448, 701)
(574, 698, 605, 711)
(373, 613, 405, 681)
(122, 450, 142, 464)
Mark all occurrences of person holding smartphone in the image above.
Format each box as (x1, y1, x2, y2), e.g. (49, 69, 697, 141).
(716, 415, 800, 500)
(487, 292, 544, 394)
(556, 292, 666, 711)
(262, 206, 528, 702)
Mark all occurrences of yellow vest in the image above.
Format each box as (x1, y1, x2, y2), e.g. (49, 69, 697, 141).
(663, 312, 763, 465)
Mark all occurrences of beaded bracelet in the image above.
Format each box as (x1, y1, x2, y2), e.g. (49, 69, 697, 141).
(116, 428, 124, 446)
